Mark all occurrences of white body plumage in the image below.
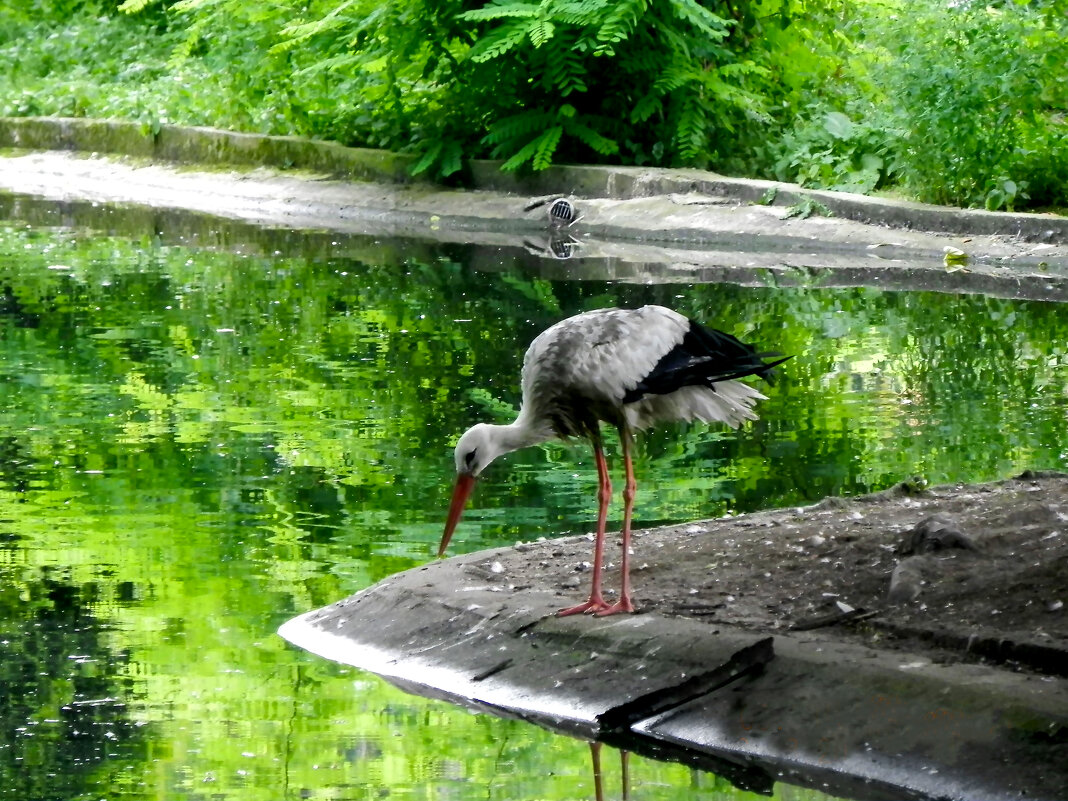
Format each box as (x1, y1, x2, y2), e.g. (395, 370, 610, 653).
(520, 305, 766, 434)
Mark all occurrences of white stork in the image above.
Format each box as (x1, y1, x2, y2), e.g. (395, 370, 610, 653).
(438, 305, 789, 616)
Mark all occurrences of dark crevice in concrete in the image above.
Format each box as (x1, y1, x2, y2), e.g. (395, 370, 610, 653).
(865, 621, 1068, 677)
(596, 636, 774, 732)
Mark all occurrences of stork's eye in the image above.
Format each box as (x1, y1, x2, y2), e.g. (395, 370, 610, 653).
(464, 449, 478, 468)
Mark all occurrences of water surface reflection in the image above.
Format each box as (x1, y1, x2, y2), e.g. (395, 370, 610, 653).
(0, 203, 1064, 800)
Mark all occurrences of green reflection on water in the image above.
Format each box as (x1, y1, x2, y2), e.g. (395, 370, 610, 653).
(0, 215, 1065, 801)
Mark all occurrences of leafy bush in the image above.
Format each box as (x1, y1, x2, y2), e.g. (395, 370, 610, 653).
(448, 0, 771, 173)
(770, 0, 1067, 210)
(861, 0, 1067, 209)
(271, 0, 785, 177)
(0, 0, 1064, 209)
(773, 108, 900, 193)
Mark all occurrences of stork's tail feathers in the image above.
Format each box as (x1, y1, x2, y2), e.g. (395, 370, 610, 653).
(735, 352, 792, 386)
(625, 381, 766, 430)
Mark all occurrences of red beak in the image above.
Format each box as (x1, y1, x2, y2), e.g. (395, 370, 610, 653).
(439, 473, 476, 557)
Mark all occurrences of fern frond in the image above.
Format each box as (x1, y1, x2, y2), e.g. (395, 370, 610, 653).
(555, 0, 610, 26)
(630, 93, 662, 123)
(500, 133, 547, 171)
(543, 36, 588, 95)
(460, 3, 540, 22)
(565, 119, 619, 155)
(411, 141, 443, 176)
(664, 0, 732, 40)
(170, 0, 221, 12)
(595, 0, 648, 49)
(117, 0, 155, 13)
(410, 140, 465, 178)
(529, 19, 556, 47)
(276, 0, 364, 51)
(674, 98, 708, 161)
(718, 61, 770, 79)
(652, 65, 694, 95)
(468, 20, 532, 62)
(485, 109, 558, 146)
(440, 140, 463, 177)
(532, 126, 563, 170)
(166, 14, 212, 69)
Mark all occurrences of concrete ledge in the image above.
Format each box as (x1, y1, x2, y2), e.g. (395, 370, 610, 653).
(279, 542, 1067, 801)
(1, 116, 1066, 243)
(280, 473, 1068, 799)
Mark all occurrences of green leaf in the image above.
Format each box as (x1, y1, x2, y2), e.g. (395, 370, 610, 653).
(630, 94, 661, 123)
(440, 141, 464, 178)
(860, 153, 884, 172)
(500, 135, 545, 171)
(485, 110, 557, 146)
(529, 20, 556, 47)
(596, 0, 647, 47)
(824, 112, 855, 140)
(566, 120, 618, 156)
(460, 3, 540, 21)
(410, 141, 443, 176)
(117, 0, 155, 12)
(665, 0, 732, 40)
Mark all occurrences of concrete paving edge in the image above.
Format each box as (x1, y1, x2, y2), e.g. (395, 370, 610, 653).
(2, 115, 1066, 243)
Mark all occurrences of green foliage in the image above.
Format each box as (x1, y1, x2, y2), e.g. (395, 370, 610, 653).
(0, 0, 786, 177)
(770, 0, 1068, 210)
(875, 0, 1067, 208)
(0, 0, 1065, 208)
(448, 0, 773, 171)
(774, 108, 899, 193)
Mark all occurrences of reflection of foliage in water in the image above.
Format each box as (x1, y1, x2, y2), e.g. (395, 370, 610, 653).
(1, 222, 1066, 548)
(0, 570, 145, 800)
(0, 218, 1065, 800)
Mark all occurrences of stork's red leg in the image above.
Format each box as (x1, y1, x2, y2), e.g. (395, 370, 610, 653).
(558, 441, 612, 616)
(597, 426, 636, 616)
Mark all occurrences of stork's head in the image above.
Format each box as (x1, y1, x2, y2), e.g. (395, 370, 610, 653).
(452, 423, 503, 478)
(439, 423, 505, 557)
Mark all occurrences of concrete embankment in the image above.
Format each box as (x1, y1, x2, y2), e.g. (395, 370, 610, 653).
(279, 538, 1067, 801)
(281, 474, 1068, 801)
(2, 115, 1067, 243)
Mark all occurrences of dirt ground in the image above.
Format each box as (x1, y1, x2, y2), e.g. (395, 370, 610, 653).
(512, 471, 1067, 676)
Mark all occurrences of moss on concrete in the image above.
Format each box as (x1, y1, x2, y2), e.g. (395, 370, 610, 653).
(0, 117, 155, 157)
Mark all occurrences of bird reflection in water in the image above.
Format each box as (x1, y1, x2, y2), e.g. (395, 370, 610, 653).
(590, 742, 630, 801)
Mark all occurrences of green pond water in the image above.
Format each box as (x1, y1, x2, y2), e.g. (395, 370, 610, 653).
(0, 198, 1066, 801)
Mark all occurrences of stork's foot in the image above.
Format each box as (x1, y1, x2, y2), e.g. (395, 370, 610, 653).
(557, 595, 636, 617)
(557, 597, 611, 616)
(594, 597, 636, 616)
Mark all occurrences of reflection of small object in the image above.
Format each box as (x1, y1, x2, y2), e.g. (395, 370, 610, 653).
(943, 246, 969, 271)
(548, 198, 578, 228)
(549, 236, 577, 259)
(523, 235, 580, 260)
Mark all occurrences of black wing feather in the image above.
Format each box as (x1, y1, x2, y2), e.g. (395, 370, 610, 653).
(622, 321, 789, 403)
